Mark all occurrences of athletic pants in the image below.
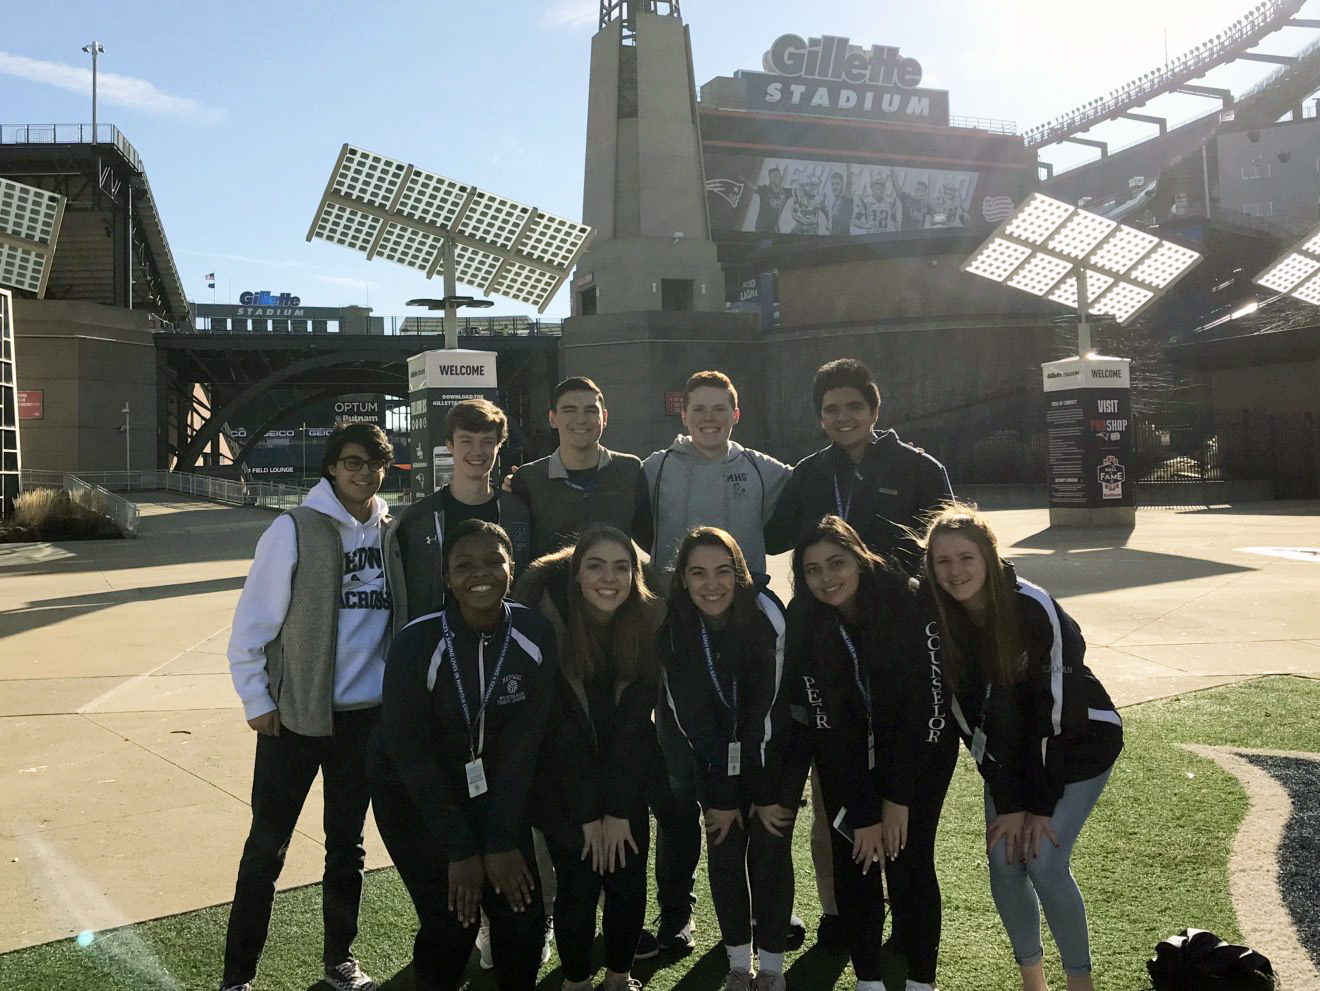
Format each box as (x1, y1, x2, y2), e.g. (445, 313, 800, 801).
(221, 707, 377, 988)
(985, 767, 1112, 978)
(653, 710, 701, 929)
(706, 813, 795, 955)
(372, 777, 544, 990)
(546, 812, 650, 981)
(825, 809, 887, 983)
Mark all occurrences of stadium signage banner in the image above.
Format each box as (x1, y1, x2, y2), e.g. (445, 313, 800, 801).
(748, 34, 948, 125)
(1041, 357, 1133, 509)
(408, 349, 500, 497)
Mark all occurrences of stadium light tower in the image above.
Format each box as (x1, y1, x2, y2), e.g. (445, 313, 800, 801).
(81, 41, 104, 142)
(961, 192, 1203, 527)
(1253, 218, 1320, 304)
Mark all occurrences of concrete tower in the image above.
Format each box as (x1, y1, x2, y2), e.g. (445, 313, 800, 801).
(563, 0, 760, 453)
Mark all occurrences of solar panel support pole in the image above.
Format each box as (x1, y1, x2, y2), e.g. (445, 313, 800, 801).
(443, 238, 459, 350)
(1076, 267, 1092, 357)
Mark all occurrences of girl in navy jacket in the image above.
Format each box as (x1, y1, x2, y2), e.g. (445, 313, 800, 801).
(657, 527, 794, 991)
(369, 519, 558, 991)
(923, 504, 1121, 991)
(786, 515, 957, 991)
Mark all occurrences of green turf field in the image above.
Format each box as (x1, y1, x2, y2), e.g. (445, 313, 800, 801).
(3, 675, 1316, 991)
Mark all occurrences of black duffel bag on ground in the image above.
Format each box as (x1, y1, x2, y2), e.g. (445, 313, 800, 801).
(1148, 928, 1276, 990)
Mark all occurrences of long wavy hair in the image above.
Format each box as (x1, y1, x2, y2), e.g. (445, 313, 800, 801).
(666, 527, 764, 671)
(921, 502, 1024, 690)
(560, 524, 658, 683)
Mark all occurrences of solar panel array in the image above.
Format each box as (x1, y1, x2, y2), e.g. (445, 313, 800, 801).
(1254, 219, 1320, 306)
(308, 145, 593, 311)
(961, 192, 1201, 325)
(0, 177, 67, 298)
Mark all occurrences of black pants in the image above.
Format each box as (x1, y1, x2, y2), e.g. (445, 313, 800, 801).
(546, 812, 650, 981)
(653, 713, 701, 929)
(706, 814, 795, 954)
(221, 707, 378, 987)
(827, 815, 887, 982)
(372, 775, 544, 991)
(884, 742, 957, 985)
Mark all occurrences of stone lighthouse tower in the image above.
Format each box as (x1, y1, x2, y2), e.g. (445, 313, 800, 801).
(561, 0, 761, 454)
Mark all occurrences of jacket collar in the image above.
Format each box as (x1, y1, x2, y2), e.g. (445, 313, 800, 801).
(548, 446, 613, 479)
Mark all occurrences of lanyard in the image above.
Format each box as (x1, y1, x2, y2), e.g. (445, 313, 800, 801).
(832, 473, 852, 521)
(698, 619, 738, 736)
(440, 606, 514, 759)
(836, 622, 873, 727)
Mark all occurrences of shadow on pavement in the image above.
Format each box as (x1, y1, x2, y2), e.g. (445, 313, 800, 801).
(0, 575, 246, 637)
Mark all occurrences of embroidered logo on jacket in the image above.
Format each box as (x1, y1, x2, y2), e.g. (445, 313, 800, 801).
(496, 673, 526, 706)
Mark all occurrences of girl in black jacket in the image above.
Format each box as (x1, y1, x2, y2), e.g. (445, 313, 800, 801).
(657, 527, 794, 991)
(923, 503, 1121, 991)
(369, 519, 558, 991)
(787, 515, 957, 991)
(514, 524, 662, 991)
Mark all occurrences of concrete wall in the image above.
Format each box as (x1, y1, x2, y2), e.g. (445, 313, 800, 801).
(13, 299, 159, 473)
(1217, 120, 1320, 231)
(1209, 359, 1320, 413)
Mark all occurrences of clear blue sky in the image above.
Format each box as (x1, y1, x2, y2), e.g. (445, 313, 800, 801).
(3, 0, 1313, 320)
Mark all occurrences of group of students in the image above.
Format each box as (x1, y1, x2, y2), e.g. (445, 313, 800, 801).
(221, 358, 1123, 991)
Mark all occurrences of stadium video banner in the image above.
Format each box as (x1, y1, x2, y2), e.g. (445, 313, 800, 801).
(233, 395, 386, 480)
(704, 153, 1020, 237)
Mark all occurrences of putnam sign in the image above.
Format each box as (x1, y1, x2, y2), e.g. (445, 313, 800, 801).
(745, 33, 949, 126)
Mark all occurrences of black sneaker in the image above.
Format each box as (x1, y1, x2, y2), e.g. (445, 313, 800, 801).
(635, 928, 660, 960)
(815, 913, 848, 955)
(785, 914, 806, 951)
(657, 919, 697, 953)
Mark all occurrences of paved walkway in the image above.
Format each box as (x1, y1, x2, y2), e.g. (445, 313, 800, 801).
(1, 494, 1318, 951)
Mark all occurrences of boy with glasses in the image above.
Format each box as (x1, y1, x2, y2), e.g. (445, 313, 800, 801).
(221, 422, 396, 991)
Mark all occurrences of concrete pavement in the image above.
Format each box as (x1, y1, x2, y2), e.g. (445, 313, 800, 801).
(1, 493, 1318, 951)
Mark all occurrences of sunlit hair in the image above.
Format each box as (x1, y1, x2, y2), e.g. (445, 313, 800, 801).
(445, 398, 509, 444)
(921, 502, 1024, 690)
(684, 370, 739, 410)
(789, 514, 887, 602)
(667, 527, 761, 648)
(558, 524, 658, 683)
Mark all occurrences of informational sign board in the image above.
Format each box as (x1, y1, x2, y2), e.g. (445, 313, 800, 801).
(231, 394, 386, 480)
(1042, 356, 1133, 510)
(18, 390, 43, 420)
(407, 349, 500, 497)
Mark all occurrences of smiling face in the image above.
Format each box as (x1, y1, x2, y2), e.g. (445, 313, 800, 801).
(819, 386, 880, 454)
(327, 441, 386, 507)
(576, 538, 634, 618)
(801, 540, 861, 614)
(445, 532, 512, 614)
(683, 544, 738, 624)
(549, 389, 605, 453)
(930, 532, 989, 613)
(681, 385, 739, 457)
(447, 428, 501, 483)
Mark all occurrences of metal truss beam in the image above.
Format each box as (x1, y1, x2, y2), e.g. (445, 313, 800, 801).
(1120, 112, 1168, 134)
(1063, 136, 1109, 156)
(1236, 51, 1297, 65)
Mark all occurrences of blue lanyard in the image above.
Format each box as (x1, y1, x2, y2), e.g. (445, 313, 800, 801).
(832, 474, 852, 521)
(698, 619, 738, 730)
(837, 622, 873, 726)
(440, 605, 514, 756)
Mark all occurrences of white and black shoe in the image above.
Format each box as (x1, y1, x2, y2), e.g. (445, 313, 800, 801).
(324, 957, 375, 991)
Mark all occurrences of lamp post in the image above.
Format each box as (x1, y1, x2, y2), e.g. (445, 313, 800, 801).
(301, 421, 308, 482)
(406, 293, 495, 347)
(120, 401, 130, 473)
(81, 42, 104, 143)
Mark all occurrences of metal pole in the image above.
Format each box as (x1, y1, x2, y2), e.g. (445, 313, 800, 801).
(1076, 267, 1092, 357)
(122, 402, 130, 472)
(443, 237, 459, 350)
(301, 421, 308, 481)
(82, 42, 103, 143)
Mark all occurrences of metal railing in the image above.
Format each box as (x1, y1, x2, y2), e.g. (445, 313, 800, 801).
(18, 470, 141, 536)
(184, 313, 564, 337)
(948, 115, 1017, 136)
(0, 123, 144, 173)
(20, 469, 310, 516)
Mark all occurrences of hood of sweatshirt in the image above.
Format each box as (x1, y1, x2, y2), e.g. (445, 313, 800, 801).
(663, 433, 749, 465)
(304, 476, 390, 529)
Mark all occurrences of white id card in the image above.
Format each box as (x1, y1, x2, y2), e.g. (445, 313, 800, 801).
(867, 729, 876, 771)
(465, 757, 489, 798)
(727, 741, 742, 777)
(832, 806, 854, 842)
(970, 727, 988, 765)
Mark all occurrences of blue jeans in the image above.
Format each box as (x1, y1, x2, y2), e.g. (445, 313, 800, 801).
(984, 767, 1112, 977)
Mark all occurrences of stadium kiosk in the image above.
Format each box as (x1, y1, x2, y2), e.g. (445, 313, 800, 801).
(407, 348, 498, 498)
(1042, 355, 1135, 527)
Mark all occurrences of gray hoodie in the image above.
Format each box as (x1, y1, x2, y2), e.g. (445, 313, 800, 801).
(642, 434, 791, 577)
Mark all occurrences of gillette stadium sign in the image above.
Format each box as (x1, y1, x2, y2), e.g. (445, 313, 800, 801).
(742, 33, 949, 125)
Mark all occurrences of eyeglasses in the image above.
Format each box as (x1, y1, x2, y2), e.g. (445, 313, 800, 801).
(338, 456, 390, 472)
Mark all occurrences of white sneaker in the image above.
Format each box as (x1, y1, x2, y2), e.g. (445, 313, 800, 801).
(475, 916, 494, 970)
(324, 957, 375, 991)
(725, 970, 754, 991)
(219, 985, 251, 991)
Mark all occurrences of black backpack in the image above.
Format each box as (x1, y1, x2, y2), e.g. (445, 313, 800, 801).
(1148, 928, 1276, 990)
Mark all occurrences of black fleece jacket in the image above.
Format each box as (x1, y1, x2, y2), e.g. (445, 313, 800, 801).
(375, 599, 557, 861)
(784, 572, 958, 829)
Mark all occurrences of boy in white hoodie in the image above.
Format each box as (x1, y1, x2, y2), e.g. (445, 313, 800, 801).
(221, 422, 395, 991)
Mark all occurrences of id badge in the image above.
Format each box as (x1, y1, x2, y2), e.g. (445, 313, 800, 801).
(465, 757, 489, 798)
(867, 728, 876, 771)
(970, 727, 988, 765)
(727, 741, 742, 777)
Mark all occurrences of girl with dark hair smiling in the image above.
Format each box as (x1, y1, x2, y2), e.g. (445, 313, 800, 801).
(786, 515, 957, 991)
(513, 524, 663, 991)
(922, 503, 1121, 991)
(656, 527, 795, 991)
(368, 519, 557, 991)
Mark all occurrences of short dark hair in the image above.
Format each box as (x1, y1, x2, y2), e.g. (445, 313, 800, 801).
(684, 370, 738, 410)
(321, 421, 393, 482)
(443, 519, 513, 575)
(812, 358, 880, 415)
(445, 398, 509, 444)
(551, 376, 604, 410)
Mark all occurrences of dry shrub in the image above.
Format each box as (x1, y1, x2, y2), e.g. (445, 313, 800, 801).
(13, 488, 67, 529)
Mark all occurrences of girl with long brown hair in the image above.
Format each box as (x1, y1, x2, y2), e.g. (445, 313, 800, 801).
(922, 503, 1122, 991)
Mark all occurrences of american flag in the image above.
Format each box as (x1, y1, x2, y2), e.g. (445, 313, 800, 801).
(982, 196, 1015, 223)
